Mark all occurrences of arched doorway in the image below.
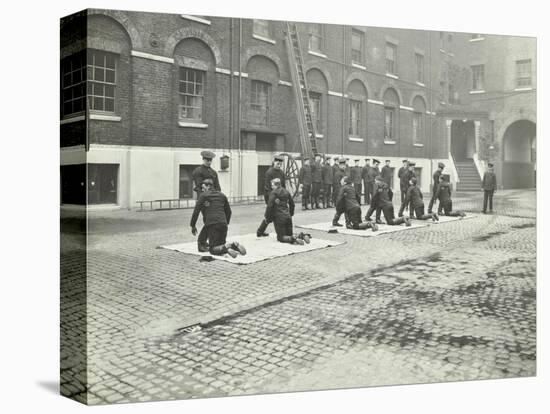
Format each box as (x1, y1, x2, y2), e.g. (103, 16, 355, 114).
(451, 120, 475, 160)
(502, 120, 536, 189)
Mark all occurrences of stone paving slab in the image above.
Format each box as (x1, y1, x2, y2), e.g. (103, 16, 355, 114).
(296, 220, 428, 236)
(160, 233, 344, 264)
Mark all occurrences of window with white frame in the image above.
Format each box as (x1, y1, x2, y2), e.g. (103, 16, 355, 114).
(61, 50, 86, 117)
(351, 29, 364, 64)
(178, 67, 205, 122)
(309, 24, 323, 53)
(415, 53, 424, 83)
(516, 59, 532, 87)
(249, 80, 271, 126)
(349, 100, 361, 137)
(87, 50, 117, 113)
(412, 112, 424, 144)
(386, 43, 397, 75)
(471, 64, 485, 91)
(384, 107, 395, 141)
(309, 92, 322, 133)
(253, 20, 271, 38)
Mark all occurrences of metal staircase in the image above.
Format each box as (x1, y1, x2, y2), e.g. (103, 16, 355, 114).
(455, 159, 481, 192)
(285, 22, 318, 158)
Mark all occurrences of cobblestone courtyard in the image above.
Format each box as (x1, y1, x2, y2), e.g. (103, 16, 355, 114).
(60, 189, 536, 404)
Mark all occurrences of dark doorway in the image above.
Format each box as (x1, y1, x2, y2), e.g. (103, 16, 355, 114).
(88, 164, 119, 204)
(257, 165, 270, 196)
(502, 120, 536, 189)
(451, 120, 475, 160)
(60, 164, 86, 205)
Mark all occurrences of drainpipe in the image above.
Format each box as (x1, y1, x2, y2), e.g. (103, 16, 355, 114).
(428, 31, 434, 193)
(229, 18, 234, 196)
(238, 19, 243, 199)
(341, 25, 346, 157)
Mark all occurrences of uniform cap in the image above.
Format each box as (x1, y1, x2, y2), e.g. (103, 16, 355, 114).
(438, 162, 445, 168)
(372, 158, 380, 164)
(488, 162, 494, 167)
(408, 161, 416, 166)
(201, 150, 216, 159)
(325, 155, 332, 160)
(354, 159, 360, 162)
(274, 155, 284, 162)
(338, 157, 346, 164)
(365, 158, 370, 161)
(402, 159, 408, 163)
(385, 160, 391, 163)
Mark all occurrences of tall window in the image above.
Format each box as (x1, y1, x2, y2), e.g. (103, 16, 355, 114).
(516, 59, 532, 87)
(309, 92, 322, 133)
(384, 107, 395, 141)
(253, 20, 270, 38)
(349, 100, 361, 137)
(351, 29, 364, 64)
(415, 53, 424, 83)
(178, 68, 205, 122)
(471, 64, 485, 91)
(412, 112, 424, 144)
(61, 51, 86, 117)
(309, 24, 323, 53)
(449, 83, 457, 104)
(249, 80, 271, 126)
(386, 43, 397, 74)
(87, 50, 116, 113)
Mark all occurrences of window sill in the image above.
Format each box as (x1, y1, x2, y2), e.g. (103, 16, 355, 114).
(469, 90, 486, 94)
(348, 137, 364, 142)
(514, 87, 533, 91)
(180, 15, 211, 25)
(178, 121, 208, 128)
(352, 63, 367, 70)
(90, 113, 121, 122)
(60, 114, 85, 125)
(384, 140, 397, 145)
(416, 81, 426, 87)
(308, 50, 327, 59)
(385, 73, 399, 79)
(413, 143, 424, 147)
(253, 34, 276, 44)
(469, 37, 485, 42)
(315, 134, 324, 138)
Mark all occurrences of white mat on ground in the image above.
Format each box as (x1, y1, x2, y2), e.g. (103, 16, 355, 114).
(296, 220, 428, 237)
(160, 233, 345, 264)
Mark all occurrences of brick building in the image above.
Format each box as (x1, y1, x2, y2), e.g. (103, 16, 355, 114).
(60, 9, 536, 209)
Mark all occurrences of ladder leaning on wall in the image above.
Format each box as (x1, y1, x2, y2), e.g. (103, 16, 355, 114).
(285, 22, 319, 159)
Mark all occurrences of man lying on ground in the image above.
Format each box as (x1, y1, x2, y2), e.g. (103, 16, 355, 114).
(190, 178, 247, 258)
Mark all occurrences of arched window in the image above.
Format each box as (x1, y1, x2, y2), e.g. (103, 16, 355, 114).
(347, 79, 368, 138)
(412, 96, 427, 144)
(383, 88, 400, 142)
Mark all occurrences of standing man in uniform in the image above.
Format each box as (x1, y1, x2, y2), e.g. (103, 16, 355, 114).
(331, 158, 347, 226)
(192, 150, 221, 252)
(381, 160, 393, 188)
(428, 162, 445, 214)
(331, 156, 341, 207)
(362, 158, 371, 205)
(367, 159, 381, 204)
(403, 161, 417, 217)
(298, 157, 313, 210)
(481, 162, 497, 214)
(256, 155, 286, 237)
(322, 155, 334, 208)
(344, 158, 351, 177)
(350, 159, 363, 203)
(398, 159, 409, 204)
(311, 153, 323, 209)
(190, 178, 247, 258)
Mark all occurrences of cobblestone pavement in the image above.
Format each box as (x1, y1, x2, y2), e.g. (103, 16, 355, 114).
(60, 189, 536, 404)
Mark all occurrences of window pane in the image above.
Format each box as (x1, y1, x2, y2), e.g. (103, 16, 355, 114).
(94, 67, 104, 82)
(106, 54, 116, 69)
(93, 83, 104, 97)
(104, 98, 114, 112)
(93, 97, 103, 110)
(105, 70, 115, 83)
(105, 85, 115, 98)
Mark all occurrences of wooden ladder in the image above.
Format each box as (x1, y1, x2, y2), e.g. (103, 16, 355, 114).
(285, 22, 319, 158)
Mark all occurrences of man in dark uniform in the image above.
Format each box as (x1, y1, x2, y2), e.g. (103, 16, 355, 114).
(381, 160, 393, 188)
(335, 176, 378, 231)
(298, 157, 313, 210)
(331, 156, 341, 207)
(436, 175, 466, 217)
(364, 175, 385, 224)
(350, 159, 363, 202)
(190, 179, 247, 258)
(367, 159, 381, 204)
(256, 155, 287, 237)
(403, 161, 417, 217)
(399, 177, 438, 221)
(428, 162, 445, 213)
(192, 150, 221, 252)
(344, 158, 351, 177)
(370, 179, 411, 226)
(481, 162, 497, 214)
(362, 158, 371, 204)
(265, 178, 310, 245)
(331, 158, 347, 226)
(311, 153, 323, 209)
(398, 159, 409, 204)
(322, 156, 334, 208)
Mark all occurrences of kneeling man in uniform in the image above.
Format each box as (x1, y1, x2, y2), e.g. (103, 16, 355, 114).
(436, 175, 466, 217)
(399, 177, 439, 221)
(335, 176, 378, 231)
